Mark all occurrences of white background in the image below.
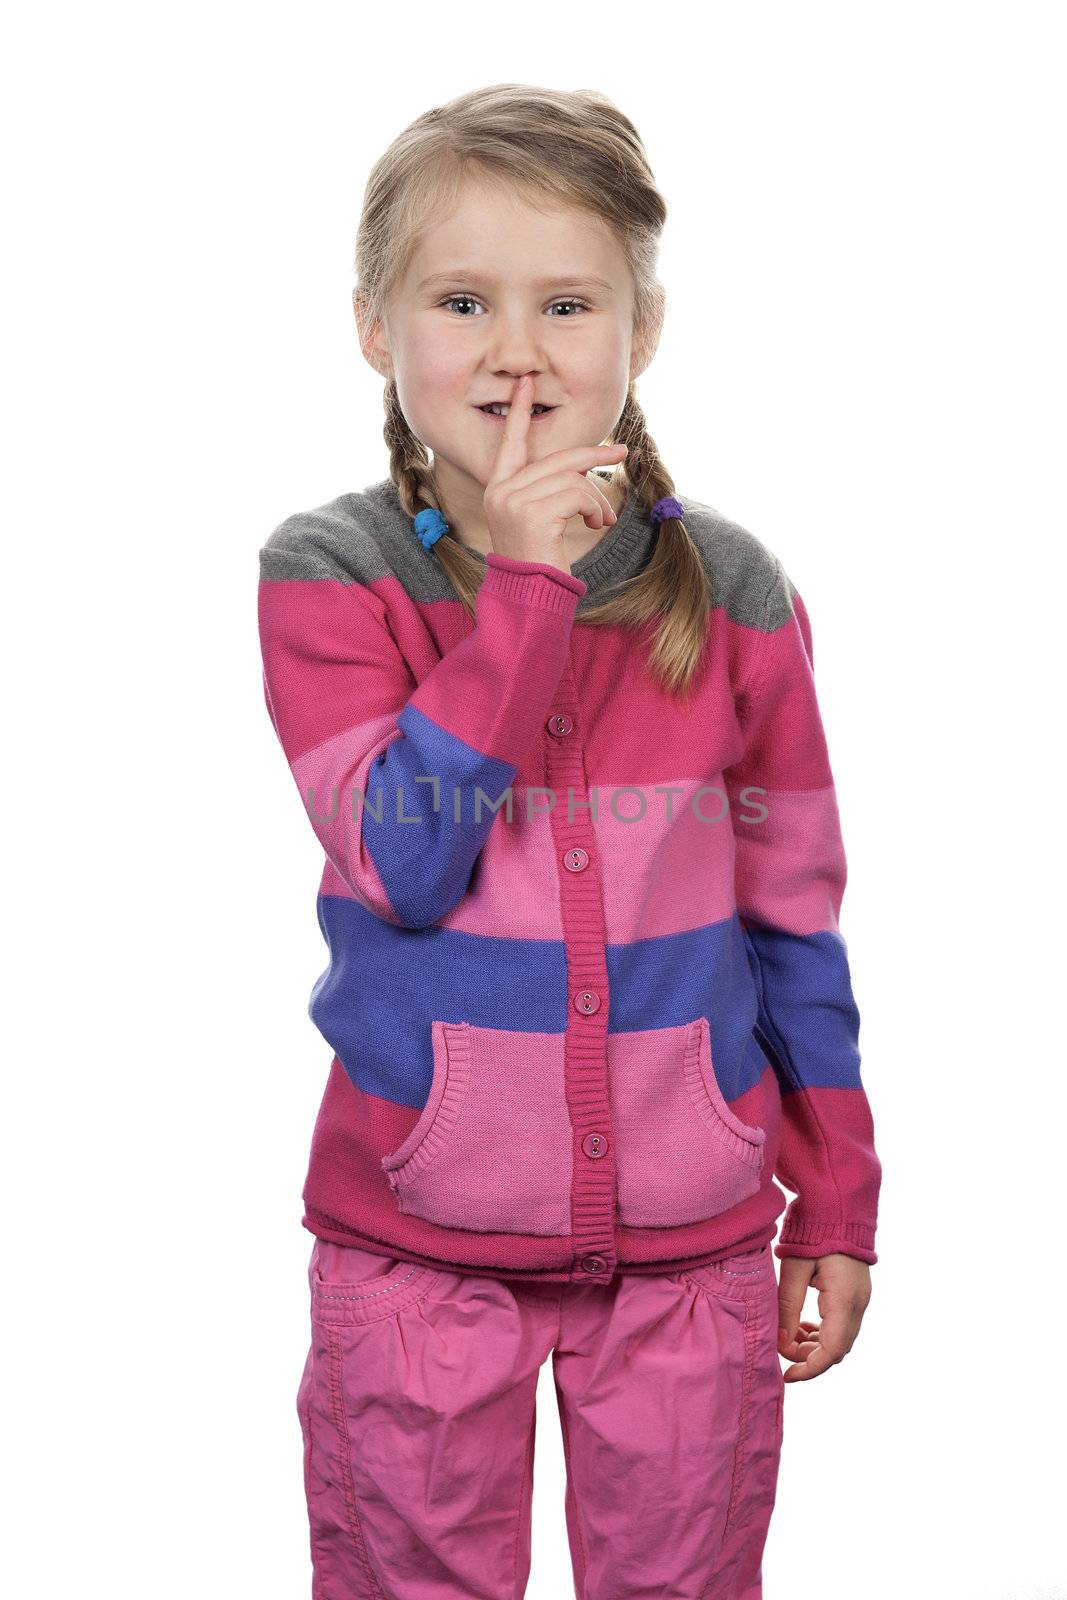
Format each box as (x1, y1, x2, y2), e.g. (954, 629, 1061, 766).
(4, 3, 1065, 1596)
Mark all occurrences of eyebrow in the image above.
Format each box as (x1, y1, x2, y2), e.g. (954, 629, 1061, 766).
(417, 269, 615, 293)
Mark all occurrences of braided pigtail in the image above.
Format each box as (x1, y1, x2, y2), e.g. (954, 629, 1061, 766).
(384, 379, 485, 613)
(600, 385, 710, 699)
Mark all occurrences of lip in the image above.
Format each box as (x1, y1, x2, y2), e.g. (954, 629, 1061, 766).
(473, 404, 557, 422)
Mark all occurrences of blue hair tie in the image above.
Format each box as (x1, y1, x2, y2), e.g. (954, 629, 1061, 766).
(414, 506, 449, 550)
(650, 496, 685, 526)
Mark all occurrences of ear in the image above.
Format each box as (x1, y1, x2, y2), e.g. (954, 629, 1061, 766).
(630, 283, 666, 382)
(353, 289, 393, 382)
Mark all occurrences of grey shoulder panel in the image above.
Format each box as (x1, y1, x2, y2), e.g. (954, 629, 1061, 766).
(259, 494, 378, 583)
(678, 496, 794, 631)
(258, 480, 465, 601)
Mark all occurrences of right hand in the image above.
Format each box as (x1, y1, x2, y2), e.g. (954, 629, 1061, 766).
(483, 375, 628, 574)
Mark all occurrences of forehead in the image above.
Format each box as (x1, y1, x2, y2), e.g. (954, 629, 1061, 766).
(403, 177, 625, 292)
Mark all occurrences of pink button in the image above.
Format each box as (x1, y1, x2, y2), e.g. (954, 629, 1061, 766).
(581, 1255, 606, 1274)
(582, 1132, 608, 1159)
(546, 713, 574, 737)
(564, 848, 589, 873)
(573, 990, 601, 1015)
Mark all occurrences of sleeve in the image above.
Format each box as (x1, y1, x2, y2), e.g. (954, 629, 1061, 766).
(258, 536, 587, 930)
(724, 555, 882, 1265)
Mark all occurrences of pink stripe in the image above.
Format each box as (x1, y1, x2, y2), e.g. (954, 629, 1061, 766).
(318, 776, 740, 941)
(730, 784, 846, 934)
(265, 578, 769, 782)
(293, 713, 403, 923)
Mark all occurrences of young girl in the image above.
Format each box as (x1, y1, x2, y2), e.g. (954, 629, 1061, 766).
(258, 83, 881, 1600)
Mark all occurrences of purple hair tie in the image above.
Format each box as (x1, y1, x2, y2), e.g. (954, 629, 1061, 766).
(650, 496, 684, 526)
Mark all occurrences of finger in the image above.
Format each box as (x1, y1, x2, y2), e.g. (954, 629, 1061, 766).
(777, 1258, 814, 1352)
(487, 375, 533, 487)
(778, 1324, 818, 1361)
(811, 1303, 854, 1366)
(521, 477, 618, 529)
(585, 479, 618, 524)
(784, 1340, 841, 1381)
(500, 441, 628, 495)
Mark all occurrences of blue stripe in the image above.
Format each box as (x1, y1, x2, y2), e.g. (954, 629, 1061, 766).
(741, 924, 863, 1091)
(363, 703, 516, 928)
(310, 896, 771, 1111)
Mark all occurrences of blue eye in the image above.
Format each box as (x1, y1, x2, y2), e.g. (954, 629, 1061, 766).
(439, 295, 590, 318)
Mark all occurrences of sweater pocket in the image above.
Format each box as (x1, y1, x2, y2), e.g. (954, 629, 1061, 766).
(610, 1016, 766, 1228)
(380, 1021, 574, 1235)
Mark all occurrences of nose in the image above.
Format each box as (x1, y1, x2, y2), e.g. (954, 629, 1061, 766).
(483, 317, 550, 389)
(489, 365, 543, 392)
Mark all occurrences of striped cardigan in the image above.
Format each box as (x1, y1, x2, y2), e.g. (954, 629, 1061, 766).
(257, 476, 881, 1284)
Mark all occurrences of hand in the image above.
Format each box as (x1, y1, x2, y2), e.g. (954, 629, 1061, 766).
(483, 374, 628, 574)
(777, 1252, 872, 1382)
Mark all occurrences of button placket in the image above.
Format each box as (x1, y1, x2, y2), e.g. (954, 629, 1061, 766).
(544, 676, 618, 1282)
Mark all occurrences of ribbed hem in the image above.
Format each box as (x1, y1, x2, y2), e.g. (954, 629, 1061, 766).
(483, 552, 588, 608)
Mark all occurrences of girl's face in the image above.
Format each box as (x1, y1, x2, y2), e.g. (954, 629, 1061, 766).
(362, 178, 653, 525)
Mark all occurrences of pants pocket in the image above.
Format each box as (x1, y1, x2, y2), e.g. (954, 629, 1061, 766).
(380, 1021, 574, 1235)
(310, 1235, 446, 1325)
(611, 1016, 765, 1227)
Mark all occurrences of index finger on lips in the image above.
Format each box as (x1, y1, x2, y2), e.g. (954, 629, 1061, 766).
(487, 375, 532, 487)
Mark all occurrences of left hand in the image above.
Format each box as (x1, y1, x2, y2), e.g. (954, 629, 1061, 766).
(777, 1252, 872, 1381)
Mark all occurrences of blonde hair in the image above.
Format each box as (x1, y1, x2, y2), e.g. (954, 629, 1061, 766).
(353, 83, 710, 700)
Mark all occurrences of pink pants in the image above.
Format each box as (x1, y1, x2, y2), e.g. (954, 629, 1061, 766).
(297, 1237, 785, 1599)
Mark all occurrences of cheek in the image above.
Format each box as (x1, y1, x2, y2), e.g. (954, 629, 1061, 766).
(395, 359, 466, 436)
(562, 338, 630, 401)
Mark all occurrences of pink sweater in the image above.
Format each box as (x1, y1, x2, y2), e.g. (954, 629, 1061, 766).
(257, 477, 881, 1284)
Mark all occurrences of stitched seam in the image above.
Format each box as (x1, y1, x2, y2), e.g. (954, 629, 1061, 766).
(315, 1264, 422, 1302)
(683, 1019, 765, 1166)
(746, 936, 849, 1233)
(725, 1298, 758, 1533)
(697, 1294, 760, 1600)
(737, 558, 782, 714)
(556, 1386, 589, 1593)
(682, 1276, 763, 1303)
(298, 1350, 328, 1570)
(738, 564, 854, 1235)
(327, 1325, 388, 1599)
(511, 1411, 535, 1597)
(682, 1249, 772, 1300)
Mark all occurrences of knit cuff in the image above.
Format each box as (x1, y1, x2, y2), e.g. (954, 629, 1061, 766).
(775, 1212, 878, 1267)
(483, 551, 588, 608)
